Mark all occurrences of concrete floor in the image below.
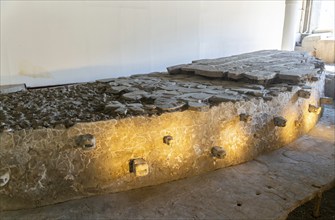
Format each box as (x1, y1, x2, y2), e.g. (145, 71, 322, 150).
(1, 105, 334, 220)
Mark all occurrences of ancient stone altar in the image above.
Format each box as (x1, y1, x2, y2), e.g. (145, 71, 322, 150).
(0, 50, 326, 211)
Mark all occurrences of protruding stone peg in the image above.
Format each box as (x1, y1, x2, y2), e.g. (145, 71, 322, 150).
(239, 113, 252, 123)
(75, 134, 96, 150)
(211, 146, 226, 159)
(274, 116, 287, 127)
(320, 97, 333, 105)
(129, 158, 149, 177)
(311, 76, 319, 81)
(0, 169, 10, 187)
(163, 135, 173, 145)
(297, 89, 311, 99)
(294, 120, 302, 128)
(308, 104, 321, 114)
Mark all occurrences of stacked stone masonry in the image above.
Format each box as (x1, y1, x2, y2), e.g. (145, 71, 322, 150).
(0, 50, 327, 211)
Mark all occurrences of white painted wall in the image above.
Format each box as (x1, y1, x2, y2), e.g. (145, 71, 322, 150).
(1, 1, 285, 87)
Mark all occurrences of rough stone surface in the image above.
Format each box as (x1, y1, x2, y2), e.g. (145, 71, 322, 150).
(1, 105, 333, 220)
(0, 51, 325, 133)
(167, 50, 324, 84)
(0, 75, 310, 133)
(0, 84, 26, 94)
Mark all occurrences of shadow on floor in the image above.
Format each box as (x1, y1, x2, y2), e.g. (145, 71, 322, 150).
(287, 187, 335, 220)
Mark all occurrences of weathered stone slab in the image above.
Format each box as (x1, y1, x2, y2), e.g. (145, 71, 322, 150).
(0, 84, 26, 94)
(166, 64, 188, 75)
(154, 97, 186, 111)
(181, 64, 224, 78)
(167, 50, 323, 84)
(122, 90, 148, 101)
(209, 93, 244, 103)
(187, 101, 209, 111)
(277, 68, 319, 82)
(243, 70, 278, 81)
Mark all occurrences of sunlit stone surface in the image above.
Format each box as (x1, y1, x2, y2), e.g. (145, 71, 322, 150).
(0, 50, 325, 211)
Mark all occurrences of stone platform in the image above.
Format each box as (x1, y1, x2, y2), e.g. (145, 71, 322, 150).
(1, 105, 334, 220)
(0, 50, 328, 211)
(167, 50, 324, 83)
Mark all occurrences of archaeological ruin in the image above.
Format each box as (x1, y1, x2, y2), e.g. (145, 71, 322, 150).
(0, 50, 331, 211)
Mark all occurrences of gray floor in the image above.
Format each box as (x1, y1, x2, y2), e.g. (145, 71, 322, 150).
(1, 105, 334, 220)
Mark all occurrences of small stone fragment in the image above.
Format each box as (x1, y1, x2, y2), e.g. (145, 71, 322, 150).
(269, 90, 280, 96)
(163, 135, 173, 145)
(239, 114, 252, 123)
(187, 101, 209, 111)
(75, 134, 96, 150)
(107, 86, 128, 94)
(297, 89, 311, 99)
(311, 76, 319, 81)
(308, 104, 321, 114)
(301, 85, 312, 89)
(122, 91, 148, 101)
(154, 98, 186, 111)
(244, 70, 277, 81)
(211, 146, 226, 159)
(0, 169, 10, 187)
(294, 120, 302, 128)
(104, 101, 125, 114)
(115, 107, 128, 115)
(209, 93, 244, 104)
(54, 123, 66, 129)
(273, 116, 287, 127)
(129, 158, 149, 177)
(127, 103, 145, 114)
(263, 95, 273, 101)
(232, 88, 264, 97)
